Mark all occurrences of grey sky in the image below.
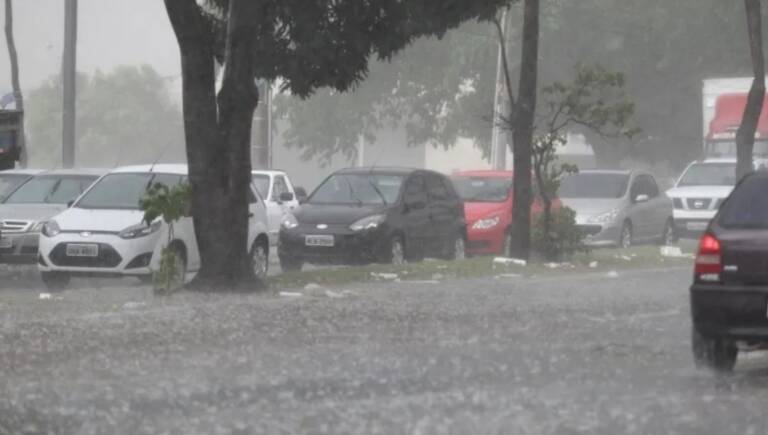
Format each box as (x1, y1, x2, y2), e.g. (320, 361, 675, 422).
(0, 0, 181, 95)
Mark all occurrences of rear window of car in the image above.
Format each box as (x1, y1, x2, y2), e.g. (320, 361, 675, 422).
(719, 175, 768, 229)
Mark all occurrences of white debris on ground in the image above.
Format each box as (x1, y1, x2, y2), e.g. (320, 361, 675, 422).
(324, 290, 356, 299)
(431, 273, 444, 280)
(38, 293, 52, 300)
(494, 273, 522, 279)
(589, 261, 598, 269)
(371, 272, 399, 281)
(398, 280, 440, 285)
(279, 291, 303, 298)
(660, 246, 694, 259)
(304, 283, 322, 290)
(606, 271, 620, 278)
(122, 301, 146, 310)
(493, 257, 527, 267)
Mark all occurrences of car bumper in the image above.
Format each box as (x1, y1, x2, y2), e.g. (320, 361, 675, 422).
(38, 231, 159, 277)
(691, 283, 768, 339)
(279, 226, 390, 265)
(577, 223, 621, 247)
(672, 209, 715, 236)
(466, 226, 505, 255)
(0, 231, 40, 264)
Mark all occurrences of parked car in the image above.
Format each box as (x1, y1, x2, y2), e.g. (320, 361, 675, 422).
(252, 170, 305, 245)
(558, 170, 674, 248)
(451, 170, 556, 256)
(278, 167, 466, 271)
(0, 169, 104, 264)
(690, 170, 768, 372)
(0, 168, 43, 202)
(37, 164, 270, 290)
(666, 158, 768, 238)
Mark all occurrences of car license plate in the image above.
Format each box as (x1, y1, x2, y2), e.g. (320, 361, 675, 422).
(0, 237, 11, 249)
(305, 235, 334, 247)
(686, 222, 708, 231)
(66, 243, 99, 257)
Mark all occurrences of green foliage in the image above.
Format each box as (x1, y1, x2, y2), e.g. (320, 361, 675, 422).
(532, 206, 585, 261)
(139, 182, 191, 294)
(25, 65, 184, 168)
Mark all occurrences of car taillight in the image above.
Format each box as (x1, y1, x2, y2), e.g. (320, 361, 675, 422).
(695, 233, 721, 282)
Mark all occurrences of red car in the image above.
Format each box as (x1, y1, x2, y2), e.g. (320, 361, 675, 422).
(451, 170, 555, 256)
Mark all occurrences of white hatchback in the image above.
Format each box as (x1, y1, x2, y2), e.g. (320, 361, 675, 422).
(37, 164, 270, 290)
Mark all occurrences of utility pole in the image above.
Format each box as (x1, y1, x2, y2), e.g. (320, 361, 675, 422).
(62, 0, 77, 168)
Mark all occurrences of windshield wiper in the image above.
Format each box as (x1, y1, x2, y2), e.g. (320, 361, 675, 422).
(367, 179, 388, 205)
(344, 177, 363, 206)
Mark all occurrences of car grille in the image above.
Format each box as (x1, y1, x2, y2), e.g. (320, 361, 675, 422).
(578, 225, 602, 236)
(687, 198, 712, 210)
(49, 243, 123, 268)
(0, 220, 32, 234)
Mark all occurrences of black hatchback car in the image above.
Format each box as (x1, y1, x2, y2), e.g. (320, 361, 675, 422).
(278, 167, 466, 271)
(691, 170, 768, 372)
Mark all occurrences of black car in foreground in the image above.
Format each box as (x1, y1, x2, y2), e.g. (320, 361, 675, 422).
(278, 167, 466, 272)
(691, 171, 768, 372)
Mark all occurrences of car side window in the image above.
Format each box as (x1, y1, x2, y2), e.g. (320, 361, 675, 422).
(426, 174, 449, 201)
(273, 176, 288, 201)
(645, 175, 660, 198)
(404, 175, 427, 206)
(630, 176, 643, 199)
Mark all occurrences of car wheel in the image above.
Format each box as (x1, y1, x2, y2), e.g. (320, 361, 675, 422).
(388, 236, 406, 266)
(251, 240, 269, 282)
(279, 255, 303, 273)
(41, 272, 70, 291)
(619, 221, 633, 249)
(448, 234, 467, 261)
(692, 327, 737, 372)
(658, 219, 677, 246)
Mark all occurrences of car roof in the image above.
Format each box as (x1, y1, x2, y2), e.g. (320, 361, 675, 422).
(35, 168, 108, 177)
(573, 169, 633, 175)
(336, 167, 421, 176)
(252, 170, 287, 176)
(699, 158, 737, 164)
(109, 164, 188, 175)
(452, 170, 513, 177)
(0, 168, 45, 176)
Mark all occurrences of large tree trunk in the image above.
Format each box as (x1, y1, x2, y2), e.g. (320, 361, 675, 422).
(165, 0, 259, 289)
(508, 0, 539, 260)
(736, 0, 765, 180)
(4, 0, 25, 166)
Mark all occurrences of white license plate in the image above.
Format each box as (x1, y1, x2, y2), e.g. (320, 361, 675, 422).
(686, 222, 708, 231)
(66, 243, 99, 257)
(0, 237, 11, 249)
(305, 235, 334, 247)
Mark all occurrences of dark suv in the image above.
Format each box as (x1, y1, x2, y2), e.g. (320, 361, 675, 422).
(278, 167, 466, 272)
(690, 171, 768, 371)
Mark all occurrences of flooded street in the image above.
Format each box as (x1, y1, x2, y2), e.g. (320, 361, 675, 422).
(3, 266, 768, 434)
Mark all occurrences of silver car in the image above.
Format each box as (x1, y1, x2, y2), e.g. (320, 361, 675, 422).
(558, 170, 674, 248)
(0, 169, 105, 264)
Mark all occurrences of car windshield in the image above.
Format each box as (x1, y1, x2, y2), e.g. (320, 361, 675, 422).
(678, 163, 737, 187)
(0, 174, 29, 201)
(309, 174, 404, 205)
(719, 176, 768, 229)
(3, 175, 97, 205)
(452, 176, 511, 202)
(252, 174, 270, 198)
(75, 173, 183, 210)
(558, 173, 630, 199)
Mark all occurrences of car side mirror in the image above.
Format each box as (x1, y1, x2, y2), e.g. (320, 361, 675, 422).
(634, 194, 649, 204)
(279, 192, 295, 202)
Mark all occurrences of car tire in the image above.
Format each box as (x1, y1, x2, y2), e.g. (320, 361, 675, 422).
(619, 221, 633, 249)
(658, 219, 677, 246)
(447, 233, 467, 261)
(279, 255, 303, 273)
(41, 272, 70, 291)
(251, 240, 269, 283)
(692, 327, 737, 372)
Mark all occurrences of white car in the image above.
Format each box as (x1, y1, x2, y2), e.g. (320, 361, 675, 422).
(666, 158, 768, 237)
(38, 164, 270, 290)
(251, 170, 304, 245)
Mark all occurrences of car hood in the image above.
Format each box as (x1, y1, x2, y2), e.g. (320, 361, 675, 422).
(295, 204, 388, 225)
(560, 198, 625, 217)
(52, 207, 146, 232)
(0, 203, 67, 223)
(463, 202, 508, 222)
(665, 185, 733, 199)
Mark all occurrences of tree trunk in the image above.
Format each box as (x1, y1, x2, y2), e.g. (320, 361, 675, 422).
(165, 0, 259, 289)
(736, 0, 765, 180)
(508, 0, 539, 260)
(4, 0, 25, 166)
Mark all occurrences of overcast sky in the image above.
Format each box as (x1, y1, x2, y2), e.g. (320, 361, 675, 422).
(0, 0, 181, 95)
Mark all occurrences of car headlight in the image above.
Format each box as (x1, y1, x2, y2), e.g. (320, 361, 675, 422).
(588, 209, 621, 224)
(119, 221, 162, 240)
(350, 215, 385, 231)
(281, 214, 299, 230)
(472, 216, 501, 230)
(41, 220, 61, 238)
